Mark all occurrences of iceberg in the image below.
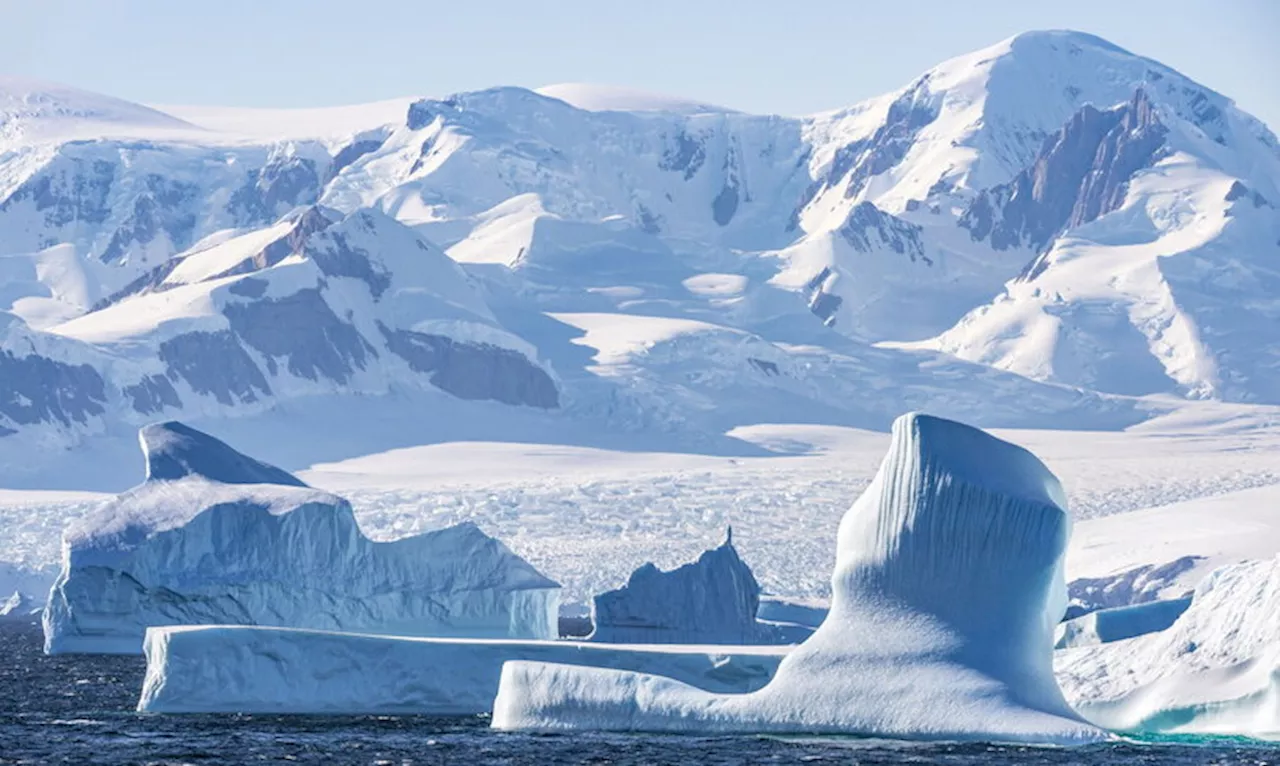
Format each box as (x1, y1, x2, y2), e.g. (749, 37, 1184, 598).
(0, 590, 40, 622)
(138, 624, 786, 714)
(1054, 597, 1192, 649)
(43, 421, 560, 654)
(492, 413, 1106, 744)
(1057, 555, 1280, 738)
(590, 530, 806, 645)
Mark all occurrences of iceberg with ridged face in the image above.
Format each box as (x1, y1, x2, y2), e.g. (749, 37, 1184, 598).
(43, 421, 560, 654)
(492, 412, 1105, 744)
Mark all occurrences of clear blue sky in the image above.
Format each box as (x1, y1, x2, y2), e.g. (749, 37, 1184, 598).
(2, 0, 1277, 129)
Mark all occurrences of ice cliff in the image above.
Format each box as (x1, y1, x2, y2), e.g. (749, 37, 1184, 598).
(492, 412, 1105, 744)
(590, 530, 808, 645)
(42, 421, 560, 654)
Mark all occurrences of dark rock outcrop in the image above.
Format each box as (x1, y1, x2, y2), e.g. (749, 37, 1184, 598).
(0, 349, 107, 434)
(223, 289, 376, 385)
(378, 322, 559, 409)
(961, 89, 1168, 254)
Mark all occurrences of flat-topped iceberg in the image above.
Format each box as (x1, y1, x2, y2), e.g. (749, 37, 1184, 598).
(138, 624, 786, 714)
(1055, 597, 1191, 649)
(43, 421, 559, 654)
(492, 413, 1105, 744)
(1057, 555, 1280, 738)
(590, 530, 808, 645)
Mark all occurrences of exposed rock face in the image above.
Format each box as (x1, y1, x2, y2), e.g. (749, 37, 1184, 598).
(228, 155, 322, 225)
(122, 375, 182, 416)
(379, 323, 559, 409)
(826, 78, 940, 202)
(840, 202, 929, 261)
(224, 289, 377, 385)
(43, 421, 562, 654)
(590, 531, 767, 645)
(961, 89, 1168, 252)
(0, 347, 106, 435)
(157, 330, 272, 406)
(100, 175, 199, 264)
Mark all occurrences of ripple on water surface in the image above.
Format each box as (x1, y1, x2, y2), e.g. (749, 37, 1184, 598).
(0, 622, 1277, 765)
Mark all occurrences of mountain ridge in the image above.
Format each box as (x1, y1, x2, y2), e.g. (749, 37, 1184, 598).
(0, 29, 1276, 468)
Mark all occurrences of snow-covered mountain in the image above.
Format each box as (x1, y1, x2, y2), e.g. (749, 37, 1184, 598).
(1, 30, 1277, 471)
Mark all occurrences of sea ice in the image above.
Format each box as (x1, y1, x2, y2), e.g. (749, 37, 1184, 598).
(491, 413, 1106, 744)
(42, 421, 560, 654)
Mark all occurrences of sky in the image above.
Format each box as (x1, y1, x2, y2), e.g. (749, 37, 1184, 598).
(1, 0, 1277, 129)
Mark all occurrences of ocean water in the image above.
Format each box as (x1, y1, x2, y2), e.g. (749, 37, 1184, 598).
(0, 623, 1275, 765)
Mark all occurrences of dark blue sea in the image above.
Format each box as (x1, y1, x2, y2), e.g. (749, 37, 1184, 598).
(0, 623, 1274, 765)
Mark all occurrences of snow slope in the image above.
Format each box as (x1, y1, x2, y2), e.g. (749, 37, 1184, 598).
(4, 29, 1280, 466)
(43, 421, 559, 654)
(492, 414, 1104, 744)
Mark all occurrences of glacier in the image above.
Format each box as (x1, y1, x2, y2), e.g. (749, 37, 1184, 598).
(42, 421, 560, 654)
(491, 412, 1105, 744)
(137, 624, 785, 714)
(590, 529, 807, 645)
(1058, 555, 1280, 738)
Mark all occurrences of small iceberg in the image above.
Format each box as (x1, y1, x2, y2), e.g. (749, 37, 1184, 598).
(491, 413, 1106, 744)
(1055, 597, 1192, 649)
(43, 421, 560, 654)
(589, 529, 810, 645)
(0, 590, 40, 622)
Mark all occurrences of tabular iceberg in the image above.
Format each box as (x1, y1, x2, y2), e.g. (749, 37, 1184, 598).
(590, 530, 808, 645)
(138, 624, 786, 714)
(43, 421, 560, 654)
(1055, 597, 1192, 649)
(492, 412, 1106, 744)
(1057, 555, 1280, 738)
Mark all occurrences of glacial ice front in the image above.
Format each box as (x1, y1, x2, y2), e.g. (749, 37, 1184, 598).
(492, 412, 1106, 744)
(43, 421, 560, 654)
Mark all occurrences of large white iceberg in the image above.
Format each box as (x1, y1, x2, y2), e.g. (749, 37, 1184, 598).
(590, 530, 808, 645)
(492, 412, 1105, 744)
(138, 624, 785, 714)
(1058, 555, 1280, 738)
(43, 421, 560, 654)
